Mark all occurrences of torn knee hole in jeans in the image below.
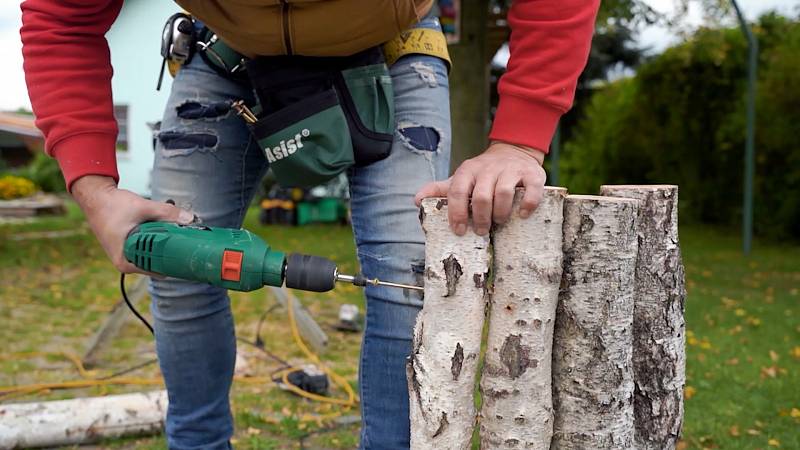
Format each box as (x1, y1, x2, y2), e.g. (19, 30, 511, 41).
(398, 122, 441, 153)
(158, 130, 219, 156)
(176, 100, 231, 120)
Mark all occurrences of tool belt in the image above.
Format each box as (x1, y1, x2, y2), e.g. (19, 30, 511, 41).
(160, 14, 450, 188)
(243, 47, 395, 187)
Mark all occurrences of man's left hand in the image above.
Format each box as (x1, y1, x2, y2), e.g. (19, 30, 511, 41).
(415, 141, 547, 236)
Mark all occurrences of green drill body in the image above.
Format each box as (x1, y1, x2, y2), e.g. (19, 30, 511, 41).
(124, 222, 286, 291)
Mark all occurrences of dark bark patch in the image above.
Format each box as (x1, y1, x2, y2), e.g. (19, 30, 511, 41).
(442, 255, 462, 297)
(496, 415, 504, 420)
(505, 264, 514, 271)
(514, 417, 525, 425)
(425, 267, 441, 280)
(533, 319, 542, 329)
(450, 343, 464, 381)
(436, 199, 448, 210)
(473, 273, 484, 289)
(515, 319, 527, 327)
(432, 412, 448, 438)
(418, 206, 426, 224)
(483, 387, 511, 399)
(505, 438, 520, 447)
(500, 334, 531, 379)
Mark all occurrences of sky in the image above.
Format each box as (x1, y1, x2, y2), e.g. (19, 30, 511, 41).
(0, 0, 797, 111)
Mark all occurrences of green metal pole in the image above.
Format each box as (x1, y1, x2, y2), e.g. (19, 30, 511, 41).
(549, 123, 560, 187)
(732, 0, 757, 255)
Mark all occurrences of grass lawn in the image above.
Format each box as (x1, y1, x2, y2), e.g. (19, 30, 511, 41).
(0, 200, 797, 449)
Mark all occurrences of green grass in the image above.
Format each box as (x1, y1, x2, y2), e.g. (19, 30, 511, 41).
(0, 201, 797, 449)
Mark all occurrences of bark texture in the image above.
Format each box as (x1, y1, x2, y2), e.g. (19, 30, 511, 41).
(480, 187, 567, 449)
(408, 198, 491, 449)
(552, 195, 639, 449)
(600, 185, 686, 450)
(0, 390, 167, 448)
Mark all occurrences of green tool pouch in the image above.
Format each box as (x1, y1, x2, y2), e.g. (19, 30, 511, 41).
(245, 47, 395, 188)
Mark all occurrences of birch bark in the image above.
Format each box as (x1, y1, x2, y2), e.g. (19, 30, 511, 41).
(600, 185, 686, 450)
(408, 198, 491, 450)
(0, 390, 167, 448)
(480, 187, 567, 449)
(552, 195, 639, 449)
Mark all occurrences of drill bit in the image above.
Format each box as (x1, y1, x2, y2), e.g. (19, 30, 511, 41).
(336, 272, 424, 292)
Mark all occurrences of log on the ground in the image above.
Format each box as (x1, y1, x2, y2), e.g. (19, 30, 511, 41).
(480, 187, 566, 450)
(600, 185, 686, 450)
(408, 198, 491, 449)
(0, 390, 167, 448)
(552, 195, 639, 449)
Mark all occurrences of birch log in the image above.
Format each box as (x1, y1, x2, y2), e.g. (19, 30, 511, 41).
(600, 185, 686, 450)
(0, 390, 167, 448)
(480, 187, 566, 449)
(408, 198, 491, 449)
(552, 195, 639, 449)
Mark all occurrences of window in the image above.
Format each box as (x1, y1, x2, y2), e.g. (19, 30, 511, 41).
(114, 105, 129, 151)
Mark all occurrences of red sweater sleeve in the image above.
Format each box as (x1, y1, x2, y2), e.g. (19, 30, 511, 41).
(489, 0, 599, 153)
(20, 0, 124, 191)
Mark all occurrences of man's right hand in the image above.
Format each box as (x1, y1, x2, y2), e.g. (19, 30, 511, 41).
(72, 175, 195, 274)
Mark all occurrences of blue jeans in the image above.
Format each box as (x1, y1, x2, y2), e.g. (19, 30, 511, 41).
(149, 18, 450, 450)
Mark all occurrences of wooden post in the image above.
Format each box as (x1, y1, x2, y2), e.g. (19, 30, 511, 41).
(552, 195, 639, 449)
(0, 390, 167, 448)
(480, 187, 567, 449)
(600, 185, 686, 450)
(408, 198, 491, 449)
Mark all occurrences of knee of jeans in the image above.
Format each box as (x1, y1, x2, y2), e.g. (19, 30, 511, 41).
(149, 277, 229, 323)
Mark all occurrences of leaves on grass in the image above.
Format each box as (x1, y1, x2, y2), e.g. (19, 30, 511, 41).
(685, 385, 697, 400)
(729, 425, 740, 437)
(768, 438, 781, 447)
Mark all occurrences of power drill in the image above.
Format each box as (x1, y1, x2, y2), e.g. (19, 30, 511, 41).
(123, 221, 422, 293)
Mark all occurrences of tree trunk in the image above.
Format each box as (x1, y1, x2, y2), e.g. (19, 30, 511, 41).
(480, 187, 567, 449)
(408, 198, 491, 449)
(0, 390, 167, 448)
(600, 185, 686, 450)
(552, 195, 639, 449)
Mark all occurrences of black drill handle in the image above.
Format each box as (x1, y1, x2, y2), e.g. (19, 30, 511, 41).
(285, 253, 337, 292)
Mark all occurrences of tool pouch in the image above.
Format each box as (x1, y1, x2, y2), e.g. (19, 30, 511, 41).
(245, 47, 395, 188)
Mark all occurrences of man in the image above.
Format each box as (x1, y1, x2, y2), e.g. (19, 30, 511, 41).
(20, 0, 599, 448)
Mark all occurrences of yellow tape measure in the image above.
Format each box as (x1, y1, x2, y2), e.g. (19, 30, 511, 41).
(383, 28, 452, 69)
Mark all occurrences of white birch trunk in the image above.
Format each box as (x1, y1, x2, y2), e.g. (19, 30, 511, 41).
(552, 195, 639, 449)
(408, 198, 491, 450)
(600, 185, 686, 450)
(0, 390, 167, 448)
(480, 187, 567, 449)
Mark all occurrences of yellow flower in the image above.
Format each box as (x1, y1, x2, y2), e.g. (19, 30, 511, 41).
(0, 175, 37, 200)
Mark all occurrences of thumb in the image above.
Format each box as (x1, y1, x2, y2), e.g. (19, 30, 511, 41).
(143, 200, 196, 225)
(415, 179, 451, 206)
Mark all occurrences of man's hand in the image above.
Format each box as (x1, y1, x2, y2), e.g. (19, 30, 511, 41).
(72, 175, 194, 274)
(415, 141, 546, 236)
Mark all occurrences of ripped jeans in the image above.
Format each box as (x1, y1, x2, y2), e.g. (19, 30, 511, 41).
(149, 18, 450, 450)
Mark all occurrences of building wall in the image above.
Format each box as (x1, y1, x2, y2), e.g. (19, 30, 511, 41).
(107, 0, 178, 196)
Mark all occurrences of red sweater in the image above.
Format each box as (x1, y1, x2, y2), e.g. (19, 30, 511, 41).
(20, 0, 599, 190)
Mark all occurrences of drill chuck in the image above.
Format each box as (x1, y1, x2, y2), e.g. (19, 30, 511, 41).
(284, 253, 337, 292)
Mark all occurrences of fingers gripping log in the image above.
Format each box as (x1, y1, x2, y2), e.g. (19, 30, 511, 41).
(480, 187, 567, 449)
(600, 185, 686, 450)
(408, 198, 491, 449)
(552, 195, 639, 449)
